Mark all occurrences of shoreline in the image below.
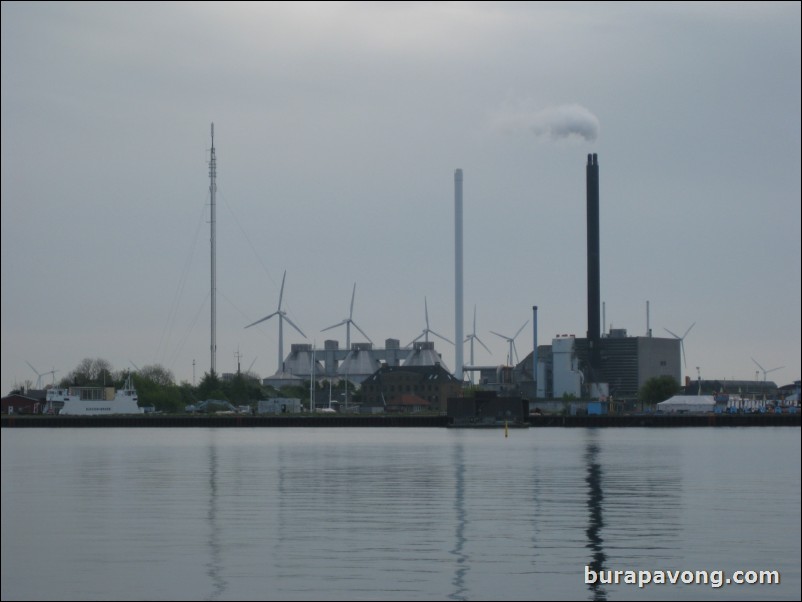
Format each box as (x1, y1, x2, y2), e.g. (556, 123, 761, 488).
(2, 413, 799, 428)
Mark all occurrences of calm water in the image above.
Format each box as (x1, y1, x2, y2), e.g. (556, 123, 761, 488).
(1, 427, 799, 601)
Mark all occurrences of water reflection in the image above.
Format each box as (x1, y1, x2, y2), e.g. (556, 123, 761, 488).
(585, 436, 607, 602)
(206, 433, 227, 600)
(2, 429, 799, 601)
(275, 443, 288, 581)
(449, 439, 468, 601)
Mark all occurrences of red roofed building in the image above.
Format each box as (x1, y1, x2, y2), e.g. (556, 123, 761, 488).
(1, 393, 44, 414)
(361, 363, 462, 413)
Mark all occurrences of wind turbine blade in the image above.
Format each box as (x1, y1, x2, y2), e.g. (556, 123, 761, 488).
(490, 330, 508, 341)
(751, 357, 765, 372)
(424, 297, 429, 329)
(513, 320, 529, 339)
(247, 357, 258, 372)
(278, 270, 287, 310)
(476, 336, 492, 354)
(349, 283, 356, 319)
(683, 322, 696, 338)
(513, 341, 519, 364)
(321, 319, 348, 332)
(283, 315, 307, 339)
(429, 330, 455, 346)
(681, 341, 687, 369)
(245, 312, 279, 329)
(351, 321, 373, 344)
(473, 305, 477, 333)
(25, 361, 41, 376)
(766, 366, 785, 374)
(664, 328, 681, 339)
(409, 332, 425, 347)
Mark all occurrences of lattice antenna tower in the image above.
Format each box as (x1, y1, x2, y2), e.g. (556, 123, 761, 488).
(209, 123, 217, 375)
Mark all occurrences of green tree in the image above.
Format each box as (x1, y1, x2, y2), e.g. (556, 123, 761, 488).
(196, 371, 226, 401)
(138, 364, 175, 387)
(132, 368, 182, 413)
(638, 375, 680, 403)
(279, 384, 308, 401)
(226, 373, 262, 405)
(178, 381, 198, 407)
(62, 357, 113, 386)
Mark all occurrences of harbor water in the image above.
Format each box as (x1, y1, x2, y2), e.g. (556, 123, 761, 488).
(2, 427, 800, 601)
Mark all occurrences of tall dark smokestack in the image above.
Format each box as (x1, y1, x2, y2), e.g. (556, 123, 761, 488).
(454, 168, 464, 381)
(586, 153, 601, 373)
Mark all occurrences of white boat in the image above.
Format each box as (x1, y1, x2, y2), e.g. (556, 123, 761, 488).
(46, 375, 143, 416)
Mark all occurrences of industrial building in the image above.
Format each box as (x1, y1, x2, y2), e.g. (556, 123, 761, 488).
(465, 154, 682, 402)
(360, 363, 462, 413)
(257, 153, 701, 404)
(468, 330, 680, 401)
(447, 391, 528, 426)
(258, 397, 302, 414)
(266, 340, 448, 386)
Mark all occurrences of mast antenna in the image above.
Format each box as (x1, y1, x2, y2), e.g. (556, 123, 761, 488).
(210, 123, 217, 375)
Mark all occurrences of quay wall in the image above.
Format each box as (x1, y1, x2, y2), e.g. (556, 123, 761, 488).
(1, 413, 799, 428)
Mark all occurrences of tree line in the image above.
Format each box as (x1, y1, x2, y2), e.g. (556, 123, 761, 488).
(18, 357, 354, 413)
(15, 357, 680, 412)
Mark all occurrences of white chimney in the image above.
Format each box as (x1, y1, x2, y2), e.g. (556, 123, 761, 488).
(454, 169, 464, 381)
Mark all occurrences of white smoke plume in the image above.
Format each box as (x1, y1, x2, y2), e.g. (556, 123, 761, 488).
(492, 103, 600, 142)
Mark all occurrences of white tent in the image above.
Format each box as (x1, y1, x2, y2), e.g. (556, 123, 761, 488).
(657, 395, 717, 413)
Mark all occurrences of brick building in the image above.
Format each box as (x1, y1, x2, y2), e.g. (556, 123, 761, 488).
(360, 364, 462, 413)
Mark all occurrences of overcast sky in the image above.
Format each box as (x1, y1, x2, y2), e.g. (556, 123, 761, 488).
(2, 2, 800, 394)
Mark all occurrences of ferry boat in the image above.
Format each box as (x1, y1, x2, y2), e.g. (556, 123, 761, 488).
(45, 375, 143, 416)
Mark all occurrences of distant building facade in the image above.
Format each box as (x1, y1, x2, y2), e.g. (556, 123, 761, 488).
(447, 391, 528, 426)
(1, 393, 43, 414)
(258, 398, 302, 414)
(361, 363, 462, 413)
(504, 331, 681, 400)
(384, 394, 432, 414)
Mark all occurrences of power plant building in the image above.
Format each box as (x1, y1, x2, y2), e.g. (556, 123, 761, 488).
(259, 153, 684, 403)
(507, 332, 680, 400)
(574, 332, 681, 399)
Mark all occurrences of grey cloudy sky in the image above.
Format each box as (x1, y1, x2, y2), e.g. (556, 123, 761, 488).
(2, 2, 800, 393)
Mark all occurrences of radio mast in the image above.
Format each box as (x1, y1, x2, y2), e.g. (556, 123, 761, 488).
(210, 123, 217, 375)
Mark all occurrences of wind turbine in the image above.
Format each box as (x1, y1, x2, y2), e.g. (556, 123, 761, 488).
(491, 320, 528, 366)
(664, 322, 695, 369)
(465, 305, 491, 367)
(245, 270, 307, 374)
(751, 358, 784, 384)
(321, 282, 372, 350)
(25, 361, 44, 388)
(408, 297, 454, 347)
(26, 361, 57, 388)
(43, 368, 58, 385)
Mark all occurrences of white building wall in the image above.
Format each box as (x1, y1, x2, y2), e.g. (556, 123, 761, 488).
(258, 398, 302, 414)
(552, 337, 581, 398)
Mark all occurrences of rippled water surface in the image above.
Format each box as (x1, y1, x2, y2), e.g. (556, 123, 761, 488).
(2, 427, 799, 600)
